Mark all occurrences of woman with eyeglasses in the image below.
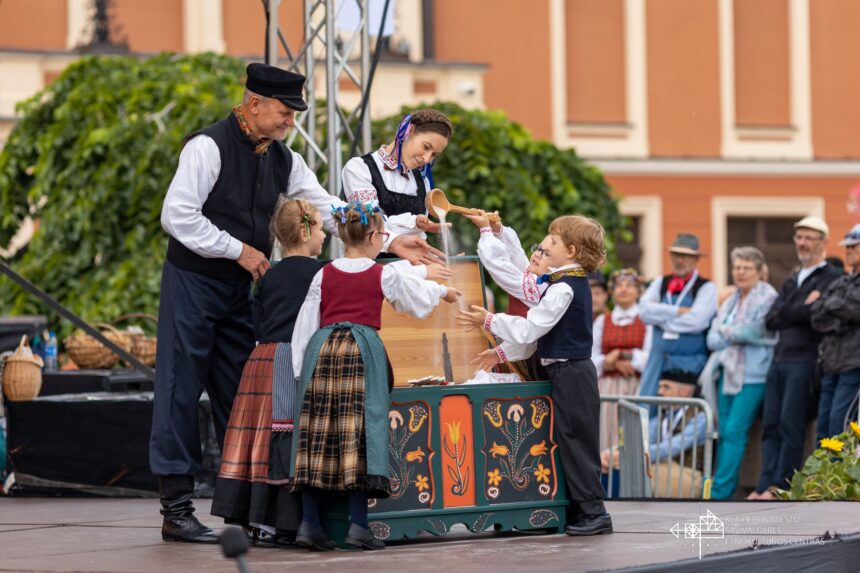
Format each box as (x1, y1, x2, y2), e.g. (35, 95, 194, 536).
(705, 247, 777, 500)
(591, 269, 652, 451)
(341, 109, 453, 264)
(812, 223, 860, 441)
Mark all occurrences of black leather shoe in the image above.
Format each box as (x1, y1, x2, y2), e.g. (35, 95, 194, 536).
(295, 522, 335, 551)
(159, 475, 219, 543)
(344, 523, 385, 550)
(565, 513, 613, 536)
(162, 514, 219, 543)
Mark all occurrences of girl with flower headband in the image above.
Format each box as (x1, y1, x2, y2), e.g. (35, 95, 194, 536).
(590, 268, 653, 452)
(289, 201, 461, 551)
(342, 109, 453, 263)
(211, 199, 326, 545)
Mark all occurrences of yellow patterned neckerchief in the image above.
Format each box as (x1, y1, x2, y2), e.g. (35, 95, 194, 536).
(536, 267, 588, 285)
(232, 105, 273, 155)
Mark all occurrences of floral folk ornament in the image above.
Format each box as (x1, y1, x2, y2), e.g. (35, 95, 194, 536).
(299, 207, 312, 238)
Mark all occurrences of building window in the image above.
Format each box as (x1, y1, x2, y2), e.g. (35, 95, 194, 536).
(727, 216, 797, 288)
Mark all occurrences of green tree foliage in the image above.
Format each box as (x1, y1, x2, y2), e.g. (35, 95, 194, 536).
(0, 53, 245, 333)
(0, 55, 623, 333)
(371, 102, 625, 265)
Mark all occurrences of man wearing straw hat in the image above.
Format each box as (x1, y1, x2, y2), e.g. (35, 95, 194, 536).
(638, 233, 718, 402)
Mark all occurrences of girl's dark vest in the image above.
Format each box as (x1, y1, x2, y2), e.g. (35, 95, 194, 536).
(360, 153, 427, 216)
(536, 275, 593, 360)
(166, 114, 292, 282)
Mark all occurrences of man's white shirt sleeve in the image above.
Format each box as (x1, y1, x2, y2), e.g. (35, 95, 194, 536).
(161, 135, 244, 260)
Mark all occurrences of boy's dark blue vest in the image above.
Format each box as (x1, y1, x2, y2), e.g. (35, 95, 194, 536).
(536, 274, 592, 360)
(166, 114, 293, 282)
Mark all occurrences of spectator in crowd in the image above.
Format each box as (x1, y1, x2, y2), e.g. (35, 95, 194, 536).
(706, 247, 777, 500)
(639, 234, 717, 401)
(589, 271, 609, 322)
(749, 216, 842, 500)
(811, 224, 860, 440)
(592, 268, 652, 450)
(601, 369, 707, 498)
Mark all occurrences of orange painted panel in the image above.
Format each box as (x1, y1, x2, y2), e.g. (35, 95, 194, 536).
(438, 395, 476, 508)
(433, 0, 552, 140)
(810, 0, 860, 158)
(223, 0, 304, 59)
(113, 0, 183, 53)
(733, 0, 790, 126)
(0, 0, 67, 50)
(566, 0, 626, 124)
(646, 0, 721, 156)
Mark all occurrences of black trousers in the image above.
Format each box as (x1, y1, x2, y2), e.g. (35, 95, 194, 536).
(546, 359, 606, 519)
(149, 259, 255, 477)
(756, 359, 815, 493)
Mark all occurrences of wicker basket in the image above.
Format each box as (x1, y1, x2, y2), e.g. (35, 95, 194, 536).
(2, 335, 44, 401)
(64, 323, 133, 369)
(112, 313, 158, 367)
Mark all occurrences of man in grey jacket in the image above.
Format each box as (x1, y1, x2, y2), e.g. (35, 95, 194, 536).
(811, 223, 860, 440)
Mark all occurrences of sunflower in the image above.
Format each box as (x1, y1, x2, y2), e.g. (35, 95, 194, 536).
(850, 421, 860, 438)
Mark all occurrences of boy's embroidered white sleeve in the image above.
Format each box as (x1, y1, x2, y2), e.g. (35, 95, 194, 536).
(498, 226, 531, 271)
(489, 283, 573, 345)
(290, 269, 323, 376)
(477, 232, 532, 303)
(496, 341, 536, 363)
(381, 264, 445, 319)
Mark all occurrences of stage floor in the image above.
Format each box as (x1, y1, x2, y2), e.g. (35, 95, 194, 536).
(0, 498, 856, 572)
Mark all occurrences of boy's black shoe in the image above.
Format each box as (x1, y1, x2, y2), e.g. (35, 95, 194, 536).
(344, 523, 386, 550)
(295, 522, 336, 551)
(565, 513, 613, 536)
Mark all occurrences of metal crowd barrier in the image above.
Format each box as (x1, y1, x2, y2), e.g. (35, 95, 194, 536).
(601, 395, 717, 500)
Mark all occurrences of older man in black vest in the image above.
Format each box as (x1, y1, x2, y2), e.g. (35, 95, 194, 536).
(151, 63, 442, 543)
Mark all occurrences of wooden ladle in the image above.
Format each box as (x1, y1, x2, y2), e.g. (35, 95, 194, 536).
(426, 189, 501, 223)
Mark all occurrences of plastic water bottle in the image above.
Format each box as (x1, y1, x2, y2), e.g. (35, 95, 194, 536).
(44, 331, 58, 371)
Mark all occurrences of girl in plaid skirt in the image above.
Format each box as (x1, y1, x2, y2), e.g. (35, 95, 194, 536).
(290, 201, 460, 550)
(211, 199, 326, 545)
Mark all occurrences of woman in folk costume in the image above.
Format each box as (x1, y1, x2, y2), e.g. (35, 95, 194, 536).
(289, 202, 461, 551)
(591, 269, 653, 451)
(341, 109, 453, 264)
(210, 200, 326, 544)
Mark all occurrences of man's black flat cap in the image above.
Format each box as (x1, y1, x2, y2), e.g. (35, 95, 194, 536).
(246, 63, 308, 112)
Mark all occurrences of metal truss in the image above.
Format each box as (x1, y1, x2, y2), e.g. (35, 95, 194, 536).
(266, 0, 372, 197)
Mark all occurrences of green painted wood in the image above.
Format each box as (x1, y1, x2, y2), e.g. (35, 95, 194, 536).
(322, 382, 567, 545)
